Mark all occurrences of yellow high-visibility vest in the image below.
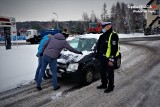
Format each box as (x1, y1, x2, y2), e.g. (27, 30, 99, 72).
(106, 31, 120, 58)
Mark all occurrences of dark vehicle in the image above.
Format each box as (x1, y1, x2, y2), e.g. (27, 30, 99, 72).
(46, 34, 121, 84)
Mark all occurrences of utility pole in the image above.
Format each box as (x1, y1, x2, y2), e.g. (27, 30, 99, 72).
(53, 12, 58, 29)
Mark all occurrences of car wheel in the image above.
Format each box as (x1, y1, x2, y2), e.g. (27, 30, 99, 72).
(46, 69, 52, 78)
(115, 57, 121, 69)
(84, 67, 94, 84)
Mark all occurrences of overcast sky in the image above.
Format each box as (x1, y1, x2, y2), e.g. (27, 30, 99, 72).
(0, 0, 149, 22)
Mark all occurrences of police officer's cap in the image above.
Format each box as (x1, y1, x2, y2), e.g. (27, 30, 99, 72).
(101, 22, 111, 28)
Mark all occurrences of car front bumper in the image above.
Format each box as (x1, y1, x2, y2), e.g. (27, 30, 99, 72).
(57, 63, 83, 83)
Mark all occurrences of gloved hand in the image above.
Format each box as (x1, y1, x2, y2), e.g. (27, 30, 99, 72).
(108, 61, 114, 66)
(79, 51, 83, 55)
(108, 57, 114, 66)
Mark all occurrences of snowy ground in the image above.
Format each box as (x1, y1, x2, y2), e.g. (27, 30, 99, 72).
(118, 33, 160, 38)
(0, 45, 38, 92)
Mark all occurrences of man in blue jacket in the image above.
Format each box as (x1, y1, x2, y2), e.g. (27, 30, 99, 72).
(34, 34, 52, 81)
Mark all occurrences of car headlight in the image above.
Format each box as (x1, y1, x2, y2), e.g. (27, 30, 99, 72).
(67, 63, 79, 72)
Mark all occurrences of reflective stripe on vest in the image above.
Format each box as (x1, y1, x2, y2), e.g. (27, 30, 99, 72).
(106, 31, 120, 58)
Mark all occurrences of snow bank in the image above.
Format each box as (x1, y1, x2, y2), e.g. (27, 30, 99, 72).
(0, 45, 38, 92)
(73, 33, 159, 39)
(119, 33, 160, 38)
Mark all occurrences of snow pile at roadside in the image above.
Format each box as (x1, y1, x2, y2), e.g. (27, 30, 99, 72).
(0, 45, 38, 92)
(119, 33, 160, 38)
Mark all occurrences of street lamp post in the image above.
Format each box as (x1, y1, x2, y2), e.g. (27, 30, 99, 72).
(53, 12, 58, 29)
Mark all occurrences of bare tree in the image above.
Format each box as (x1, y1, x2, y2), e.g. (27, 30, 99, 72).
(90, 10, 97, 22)
(111, 4, 117, 31)
(82, 12, 90, 32)
(110, 2, 146, 33)
(101, 3, 109, 21)
(82, 12, 89, 22)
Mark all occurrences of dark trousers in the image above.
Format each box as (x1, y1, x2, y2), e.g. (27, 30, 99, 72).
(99, 57, 114, 87)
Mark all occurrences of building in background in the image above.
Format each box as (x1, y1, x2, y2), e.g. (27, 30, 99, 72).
(0, 16, 17, 49)
(0, 16, 17, 36)
(145, 0, 160, 35)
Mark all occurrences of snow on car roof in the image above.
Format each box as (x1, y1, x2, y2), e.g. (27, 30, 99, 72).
(77, 33, 101, 40)
(66, 36, 75, 41)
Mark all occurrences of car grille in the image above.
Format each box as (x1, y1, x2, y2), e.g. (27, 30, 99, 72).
(57, 63, 67, 69)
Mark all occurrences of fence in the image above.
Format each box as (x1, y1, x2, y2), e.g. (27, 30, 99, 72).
(144, 27, 160, 35)
(0, 35, 26, 41)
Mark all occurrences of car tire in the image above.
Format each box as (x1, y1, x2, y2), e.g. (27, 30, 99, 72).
(83, 67, 94, 85)
(115, 57, 121, 69)
(46, 69, 52, 79)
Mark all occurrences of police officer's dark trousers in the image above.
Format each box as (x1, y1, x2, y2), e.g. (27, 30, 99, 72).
(99, 56, 114, 88)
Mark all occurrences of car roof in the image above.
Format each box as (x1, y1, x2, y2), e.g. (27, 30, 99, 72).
(77, 33, 101, 40)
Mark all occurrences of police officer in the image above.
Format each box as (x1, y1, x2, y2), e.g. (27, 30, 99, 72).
(96, 22, 119, 93)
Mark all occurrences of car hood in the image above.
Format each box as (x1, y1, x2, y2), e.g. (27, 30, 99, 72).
(57, 50, 92, 64)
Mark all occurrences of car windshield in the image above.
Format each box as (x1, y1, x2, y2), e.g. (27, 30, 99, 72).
(27, 31, 31, 35)
(69, 37, 97, 51)
(89, 23, 97, 28)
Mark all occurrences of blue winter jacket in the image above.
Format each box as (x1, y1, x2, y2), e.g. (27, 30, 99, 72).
(37, 35, 49, 57)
